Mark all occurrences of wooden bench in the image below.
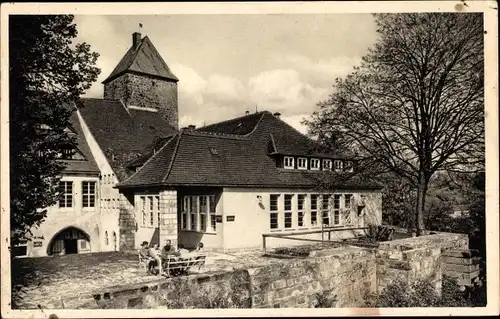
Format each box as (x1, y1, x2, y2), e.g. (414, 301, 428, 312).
(162, 254, 207, 277)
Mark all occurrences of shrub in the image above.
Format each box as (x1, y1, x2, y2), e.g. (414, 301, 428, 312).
(368, 276, 485, 307)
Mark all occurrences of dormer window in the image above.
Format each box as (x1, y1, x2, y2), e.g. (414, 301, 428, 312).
(297, 158, 308, 170)
(344, 160, 354, 172)
(284, 156, 294, 169)
(334, 160, 343, 172)
(322, 159, 332, 171)
(310, 158, 320, 170)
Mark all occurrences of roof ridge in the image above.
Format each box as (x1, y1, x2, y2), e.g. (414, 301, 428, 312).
(119, 134, 178, 185)
(269, 133, 277, 153)
(184, 130, 250, 140)
(162, 131, 183, 183)
(119, 99, 132, 117)
(200, 110, 269, 131)
(243, 111, 268, 137)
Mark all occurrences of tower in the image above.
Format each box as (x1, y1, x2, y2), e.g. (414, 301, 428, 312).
(102, 32, 179, 129)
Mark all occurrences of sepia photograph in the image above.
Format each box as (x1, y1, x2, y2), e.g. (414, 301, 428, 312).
(1, 1, 498, 318)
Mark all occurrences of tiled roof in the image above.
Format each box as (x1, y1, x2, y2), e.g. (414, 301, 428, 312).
(76, 98, 176, 181)
(102, 36, 178, 84)
(62, 111, 100, 175)
(199, 112, 264, 135)
(116, 111, 382, 190)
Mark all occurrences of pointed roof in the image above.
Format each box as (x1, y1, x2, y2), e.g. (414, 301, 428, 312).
(102, 35, 178, 84)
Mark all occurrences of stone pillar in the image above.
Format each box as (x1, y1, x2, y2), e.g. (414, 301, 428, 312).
(118, 192, 136, 252)
(159, 190, 178, 248)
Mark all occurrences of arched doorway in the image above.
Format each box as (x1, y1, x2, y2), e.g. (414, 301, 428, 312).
(47, 227, 90, 255)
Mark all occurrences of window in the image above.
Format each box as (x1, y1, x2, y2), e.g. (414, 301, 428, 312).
(61, 148, 74, 159)
(321, 194, 331, 226)
(12, 240, 28, 258)
(105, 231, 109, 246)
(82, 181, 96, 208)
(297, 194, 306, 227)
(209, 195, 217, 232)
(310, 158, 320, 170)
(284, 194, 293, 229)
(149, 197, 154, 226)
(270, 194, 280, 229)
(322, 159, 332, 171)
(284, 156, 294, 169)
(190, 196, 198, 231)
(310, 194, 318, 226)
(182, 197, 188, 230)
(181, 195, 217, 232)
(334, 160, 343, 172)
(58, 181, 73, 208)
(200, 196, 207, 232)
(141, 196, 146, 226)
(344, 161, 354, 172)
(333, 194, 342, 225)
(344, 194, 353, 210)
(297, 158, 308, 170)
(80, 240, 87, 249)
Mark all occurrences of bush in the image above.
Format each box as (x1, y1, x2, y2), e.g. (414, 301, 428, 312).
(367, 276, 485, 307)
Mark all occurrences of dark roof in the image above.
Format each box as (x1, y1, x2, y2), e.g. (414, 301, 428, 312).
(199, 112, 264, 135)
(76, 98, 176, 180)
(62, 112, 100, 175)
(102, 36, 178, 84)
(117, 111, 382, 190)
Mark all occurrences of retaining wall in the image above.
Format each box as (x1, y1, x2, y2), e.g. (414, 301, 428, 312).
(58, 232, 468, 309)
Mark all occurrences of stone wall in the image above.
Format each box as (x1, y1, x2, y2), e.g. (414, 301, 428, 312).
(103, 73, 178, 129)
(159, 190, 178, 248)
(118, 192, 136, 251)
(59, 232, 468, 309)
(376, 232, 469, 293)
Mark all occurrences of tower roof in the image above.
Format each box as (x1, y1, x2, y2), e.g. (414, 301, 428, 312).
(102, 33, 179, 84)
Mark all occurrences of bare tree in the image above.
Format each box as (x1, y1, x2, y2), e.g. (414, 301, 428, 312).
(305, 13, 484, 236)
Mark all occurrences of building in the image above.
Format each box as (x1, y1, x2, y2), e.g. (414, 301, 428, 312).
(19, 32, 383, 257)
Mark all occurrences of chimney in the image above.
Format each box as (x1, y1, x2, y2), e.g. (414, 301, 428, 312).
(273, 112, 281, 119)
(133, 32, 142, 50)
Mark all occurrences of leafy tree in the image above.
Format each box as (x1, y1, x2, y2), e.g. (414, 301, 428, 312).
(305, 13, 484, 236)
(9, 15, 100, 245)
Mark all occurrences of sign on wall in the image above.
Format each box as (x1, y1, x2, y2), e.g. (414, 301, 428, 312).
(216, 215, 223, 223)
(226, 216, 235, 222)
(33, 241, 43, 247)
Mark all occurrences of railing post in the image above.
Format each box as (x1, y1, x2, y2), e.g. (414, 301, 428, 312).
(262, 234, 267, 254)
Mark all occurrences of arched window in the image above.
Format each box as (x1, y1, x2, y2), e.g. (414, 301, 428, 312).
(112, 231, 117, 251)
(105, 231, 109, 246)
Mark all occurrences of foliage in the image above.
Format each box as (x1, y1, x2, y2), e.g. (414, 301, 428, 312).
(9, 15, 100, 245)
(305, 13, 484, 236)
(366, 276, 485, 307)
(313, 289, 337, 308)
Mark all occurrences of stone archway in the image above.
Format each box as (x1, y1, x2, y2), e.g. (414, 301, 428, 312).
(47, 227, 91, 256)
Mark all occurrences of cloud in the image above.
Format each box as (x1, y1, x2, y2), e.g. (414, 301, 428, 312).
(247, 69, 329, 116)
(282, 54, 362, 87)
(204, 74, 246, 103)
(280, 114, 311, 135)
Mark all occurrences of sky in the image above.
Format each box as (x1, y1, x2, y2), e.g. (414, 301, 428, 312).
(74, 14, 379, 133)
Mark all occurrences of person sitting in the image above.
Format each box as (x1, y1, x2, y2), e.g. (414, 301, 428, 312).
(162, 239, 180, 258)
(196, 242, 204, 252)
(139, 241, 155, 274)
(148, 243, 163, 276)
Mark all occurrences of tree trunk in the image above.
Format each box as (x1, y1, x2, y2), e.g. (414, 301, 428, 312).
(415, 174, 428, 236)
